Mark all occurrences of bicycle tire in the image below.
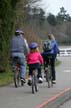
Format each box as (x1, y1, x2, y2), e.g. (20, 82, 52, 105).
(13, 68, 20, 88)
(34, 76, 38, 92)
(46, 65, 53, 88)
(46, 67, 50, 88)
(49, 65, 53, 87)
(32, 75, 35, 94)
(32, 72, 38, 94)
(45, 69, 48, 82)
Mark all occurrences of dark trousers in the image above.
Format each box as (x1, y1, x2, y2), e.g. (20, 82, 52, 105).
(28, 63, 42, 78)
(42, 54, 56, 81)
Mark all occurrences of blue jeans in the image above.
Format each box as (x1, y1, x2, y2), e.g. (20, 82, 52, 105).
(12, 52, 26, 79)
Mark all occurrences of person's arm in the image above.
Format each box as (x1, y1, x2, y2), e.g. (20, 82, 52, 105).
(23, 38, 29, 56)
(38, 53, 44, 64)
(53, 40, 59, 56)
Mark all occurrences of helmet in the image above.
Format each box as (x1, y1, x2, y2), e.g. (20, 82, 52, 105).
(29, 42, 38, 49)
(15, 29, 24, 34)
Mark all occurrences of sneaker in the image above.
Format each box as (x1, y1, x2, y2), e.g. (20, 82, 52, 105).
(38, 77, 43, 83)
(21, 78, 26, 83)
(52, 80, 56, 84)
(27, 80, 32, 86)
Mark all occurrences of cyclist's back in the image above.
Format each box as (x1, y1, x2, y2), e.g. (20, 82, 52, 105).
(10, 29, 29, 83)
(11, 32, 29, 56)
(42, 39, 54, 63)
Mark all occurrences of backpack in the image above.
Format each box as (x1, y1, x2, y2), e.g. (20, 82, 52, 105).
(43, 40, 52, 52)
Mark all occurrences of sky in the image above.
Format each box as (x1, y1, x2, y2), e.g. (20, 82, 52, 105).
(32, 0, 71, 16)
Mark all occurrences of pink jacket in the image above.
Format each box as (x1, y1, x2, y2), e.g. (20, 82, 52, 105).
(27, 52, 44, 65)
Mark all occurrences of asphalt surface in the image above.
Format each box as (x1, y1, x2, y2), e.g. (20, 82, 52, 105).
(0, 56, 71, 108)
(59, 99, 71, 108)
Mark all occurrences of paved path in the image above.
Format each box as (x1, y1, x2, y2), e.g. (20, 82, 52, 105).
(0, 57, 71, 108)
(59, 99, 71, 108)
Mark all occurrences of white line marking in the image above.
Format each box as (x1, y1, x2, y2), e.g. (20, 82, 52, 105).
(64, 70, 71, 73)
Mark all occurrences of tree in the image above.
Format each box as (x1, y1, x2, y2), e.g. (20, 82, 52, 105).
(38, 9, 45, 25)
(0, 0, 28, 72)
(47, 13, 57, 26)
(56, 7, 71, 23)
(0, 0, 17, 72)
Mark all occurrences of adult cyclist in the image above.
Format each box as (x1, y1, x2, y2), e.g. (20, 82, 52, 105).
(42, 34, 59, 84)
(10, 29, 29, 83)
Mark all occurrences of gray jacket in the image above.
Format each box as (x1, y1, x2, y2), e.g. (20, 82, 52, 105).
(11, 35, 29, 56)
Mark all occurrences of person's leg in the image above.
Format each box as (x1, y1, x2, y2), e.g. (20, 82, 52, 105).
(27, 65, 33, 86)
(28, 63, 43, 83)
(12, 52, 26, 83)
(20, 58, 26, 80)
(37, 66, 42, 78)
(44, 57, 49, 78)
(17, 53, 26, 82)
(51, 57, 56, 83)
(28, 65, 32, 76)
(36, 64, 43, 83)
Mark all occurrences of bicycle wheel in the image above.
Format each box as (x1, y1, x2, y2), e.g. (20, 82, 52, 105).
(32, 75, 35, 94)
(32, 69, 38, 94)
(50, 69, 53, 87)
(34, 75, 38, 92)
(45, 68, 48, 82)
(48, 65, 53, 88)
(46, 66, 51, 88)
(13, 68, 20, 88)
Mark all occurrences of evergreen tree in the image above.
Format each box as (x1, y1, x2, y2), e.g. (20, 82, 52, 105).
(47, 13, 57, 26)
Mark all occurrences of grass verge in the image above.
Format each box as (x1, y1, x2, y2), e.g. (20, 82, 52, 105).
(0, 71, 13, 87)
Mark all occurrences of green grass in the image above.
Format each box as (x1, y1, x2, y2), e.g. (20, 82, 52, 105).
(0, 71, 13, 87)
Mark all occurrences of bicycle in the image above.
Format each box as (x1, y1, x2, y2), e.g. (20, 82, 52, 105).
(12, 57, 24, 88)
(44, 57, 53, 88)
(31, 69, 38, 94)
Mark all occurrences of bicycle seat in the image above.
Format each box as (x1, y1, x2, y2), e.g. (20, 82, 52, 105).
(13, 56, 20, 65)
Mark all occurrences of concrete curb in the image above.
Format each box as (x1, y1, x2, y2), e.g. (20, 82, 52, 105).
(36, 87, 71, 108)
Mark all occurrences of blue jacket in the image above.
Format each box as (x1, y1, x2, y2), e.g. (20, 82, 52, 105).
(52, 40, 59, 55)
(42, 40, 59, 56)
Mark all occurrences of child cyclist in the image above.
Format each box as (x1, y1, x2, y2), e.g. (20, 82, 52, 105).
(27, 42, 44, 86)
